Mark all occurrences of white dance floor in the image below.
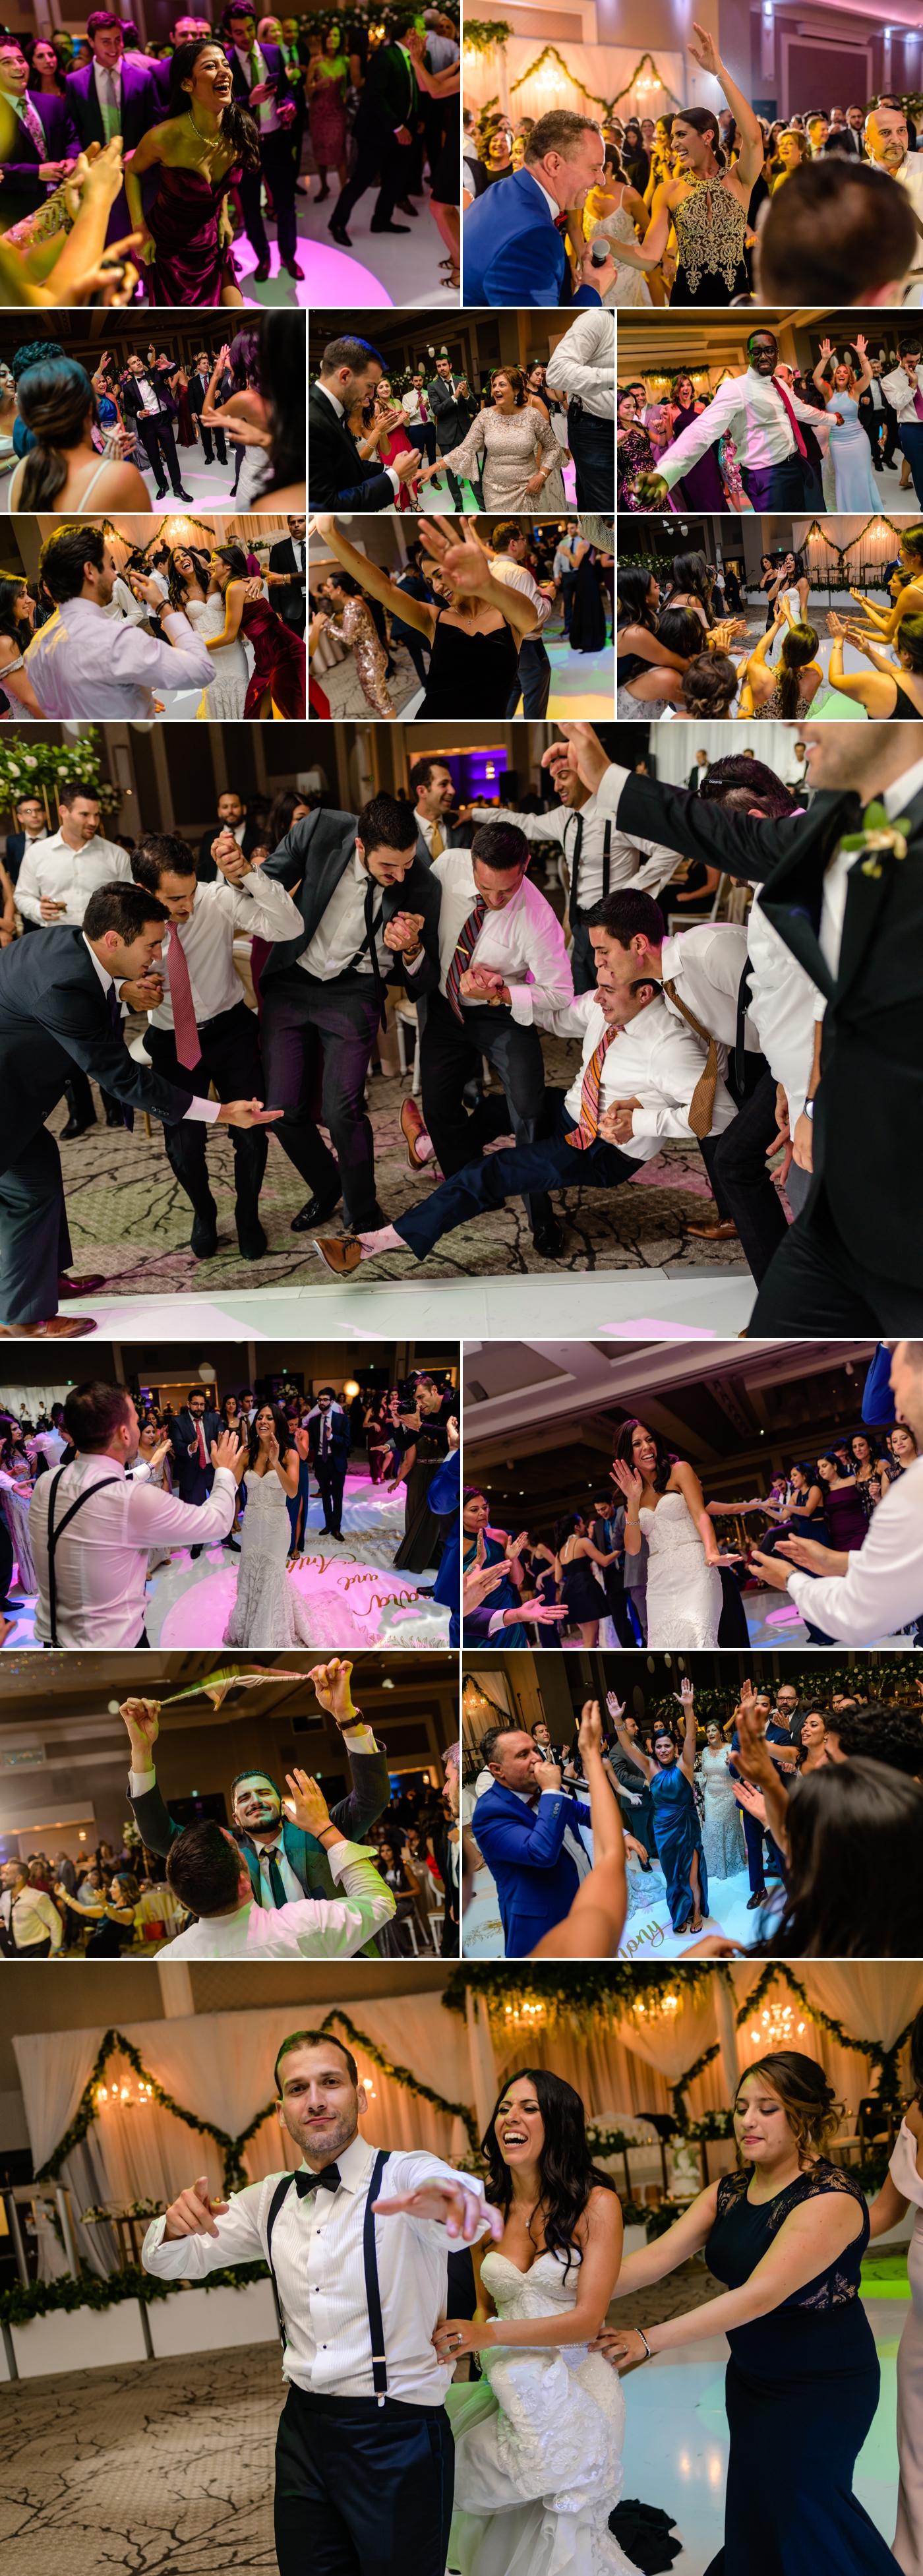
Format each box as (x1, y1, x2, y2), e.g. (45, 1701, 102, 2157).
(57, 1269, 758, 1339)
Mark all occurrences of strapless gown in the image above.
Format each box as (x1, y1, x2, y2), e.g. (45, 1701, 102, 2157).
(183, 594, 249, 720)
(640, 1492, 723, 1647)
(222, 1471, 372, 1649)
(145, 164, 241, 307)
(446, 2247, 640, 2576)
(241, 596, 306, 718)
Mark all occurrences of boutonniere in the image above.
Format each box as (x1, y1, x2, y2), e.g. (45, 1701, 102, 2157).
(840, 799, 911, 878)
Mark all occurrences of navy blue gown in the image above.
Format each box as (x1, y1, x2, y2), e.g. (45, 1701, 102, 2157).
(703, 2161, 893, 2575)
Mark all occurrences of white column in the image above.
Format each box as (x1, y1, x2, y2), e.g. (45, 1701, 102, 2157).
(157, 1959, 195, 2018)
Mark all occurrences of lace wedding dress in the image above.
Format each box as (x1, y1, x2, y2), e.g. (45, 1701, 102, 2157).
(222, 1471, 371, 1649)
(446, 2248, 640, 2576)
(640, 1492, 723, 1648)
(183, 592, 249, 718)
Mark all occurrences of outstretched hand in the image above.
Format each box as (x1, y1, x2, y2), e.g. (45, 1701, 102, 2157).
(372, 2176, 502, 2244)
(164, 2176, 229, 2242)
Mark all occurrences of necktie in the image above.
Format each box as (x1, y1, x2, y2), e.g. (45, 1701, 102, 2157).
(914, 384, 923, 424)
(295, 2164, 341, 2197)
(568, 813, 583, 921)
(166, 925, 202, 1072)
(771, 376, 807, 460)
(661, 979, 719, 1139)
(106, 982, 133, 1132)
(322, 1413, 329, 1457)
(265, 1849, 287, 1909)
(430, 822, 444, 857)
(196, 1419, 207, 1470)
(98, 66, 121, 138)
(18, 94, 47, 154)
(446, 896, 486, 1021)
(363, 881, 386, 1025)
(565, 1022, 618, 1148)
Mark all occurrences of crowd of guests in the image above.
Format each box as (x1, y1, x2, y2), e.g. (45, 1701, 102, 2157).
(309, 323, 615, 517)
(461, 1671, 923, 1958)
(618, 326, 923, 522)
(308, 516, 614, 722)
(601, 49, 923, 307)
(307, 7, 460, 290)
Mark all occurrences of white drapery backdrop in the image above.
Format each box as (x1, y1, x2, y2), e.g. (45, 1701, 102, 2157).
(463, 42, 688, 126)
(15, 1971, 923, 2275)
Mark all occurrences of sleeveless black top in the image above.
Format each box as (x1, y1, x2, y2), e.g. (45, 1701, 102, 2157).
(419, 612, 518, 718)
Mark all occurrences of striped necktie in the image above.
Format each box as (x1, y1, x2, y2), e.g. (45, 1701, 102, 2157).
(565, 1022, 618, 1148)
(446, 895, 485, 1022)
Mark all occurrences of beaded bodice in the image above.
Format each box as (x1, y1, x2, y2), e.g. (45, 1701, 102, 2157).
(674, 179, 748, 294)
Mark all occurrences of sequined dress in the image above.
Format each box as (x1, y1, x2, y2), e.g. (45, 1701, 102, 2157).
(671, 179, 750, 305)
(329, 596, 395, 718)
(439, 406, 567, 510)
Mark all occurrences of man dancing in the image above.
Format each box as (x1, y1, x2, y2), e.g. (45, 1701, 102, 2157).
(141, 2029, 500, 2574)
(634, 329, 835, 513)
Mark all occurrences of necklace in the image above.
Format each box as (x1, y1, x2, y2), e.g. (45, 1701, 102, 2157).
(187, 102, 222, 154)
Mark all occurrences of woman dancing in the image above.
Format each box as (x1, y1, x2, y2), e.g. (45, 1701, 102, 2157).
(663, 377, 727, 509)
(812, 337, 879, 510)
(8, 356, 150, 512)
(311, 515, 541, 721)
(222, 1403, 373, 1650)
(738, 601, 822, 723)
(585, 144, 652, 307)
(415, 369, 567, 512)
(553, 1512, 620, 1648)
(0, 578, 45, 719)
(610, 1417, 738, 1647)
(462, 1488, 527, 1649)
(608, 23, 763, 305)
(825, 613, 923, 719)
(429, 2067, 640, 2575)
(125, 38, 258, 305)
(609, 1677, 709, 1934)
(697, 1716, 746, 1879)
(866, 2003, 923, 2575)
(306, 22, 357, 202)
(197, 545, 306, 719)
(596, 2050, 899, 2576)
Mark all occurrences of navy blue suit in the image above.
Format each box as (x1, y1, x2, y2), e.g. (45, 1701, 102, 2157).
(462, 165, 603, 307)
(169, 1406, 222, 1507)
(473, 1779, 592, 1957)
(729, 1722, 791, 1894)
(0, 89, 78, 226)
(307, 1401, 350, 1535)
(225, 38, 297, 265)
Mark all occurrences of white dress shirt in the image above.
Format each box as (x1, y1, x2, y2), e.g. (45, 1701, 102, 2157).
(882, 357, 923, 419)
(148, 869, 303, 1032)
(29, 1456, 237, 1648)
(3, 1887, 62, 1951)
(535, 991, 737, 1150)
(432, 850, 572, 1024)
(819, 754, 923, 976)
(94, 57, 123, 139)
(659, 921, 757, 1049)
(787, 1454, 923, 1643)
(509, 1781, 592, 1882)
(25, 596, 214, 720)
(546, 307, 615, 419)
(298, 851, 392, 980)
(314, 379, 401, 500)
(470, 799, 678, 915)
(487, 554, 551, 634)
(80, 933, 220, 1128)
(142, 2132, 490, 2402)
(746, 892, 820, 1126)
(655, 367, 828, 489)
(16, 830, 133, 927)
(164, 1845, 394, 1961)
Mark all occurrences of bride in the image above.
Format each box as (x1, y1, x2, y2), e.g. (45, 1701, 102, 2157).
(222, 1402, 372, 1650)
(163, 542, 251, 719)
(610, 1417, 740, 1649)
(432, 2068, 641, 2576)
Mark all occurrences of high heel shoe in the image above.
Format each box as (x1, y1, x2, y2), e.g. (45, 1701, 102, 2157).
(316, 180, 330, 201)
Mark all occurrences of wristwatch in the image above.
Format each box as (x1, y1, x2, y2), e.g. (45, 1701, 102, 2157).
(804, 1101, 814, 1121)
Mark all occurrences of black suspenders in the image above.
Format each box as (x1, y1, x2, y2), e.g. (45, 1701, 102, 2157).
(264, 2148, 391, 2404)
(569, 816, 611, 921)
(45, 1466, 122, 1647)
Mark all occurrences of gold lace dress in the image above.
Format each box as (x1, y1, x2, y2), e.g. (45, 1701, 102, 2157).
(671, 177, 750, 304)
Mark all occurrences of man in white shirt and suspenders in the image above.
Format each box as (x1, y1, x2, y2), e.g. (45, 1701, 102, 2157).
(142, 2029, 500, 2574)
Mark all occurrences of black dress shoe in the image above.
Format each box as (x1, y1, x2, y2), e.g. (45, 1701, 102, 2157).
(237, 1223, 268, 1261)
(531, 1219, 564, 1259)
(173, 488, 194, 503)
(253, 258, 270, 280)
(225, 1537, 241, 1552)
(105, 1106, 127, 1128)
(328, 220, 351, 244)
(154, 485, 168, 499)
(328, 1528, 343, 1540)
(61, 1114, 93, 1140)
(371, 221, 410, 233)
(191, 1212, 219, 1258)
(746, 1887, 767, 1909)
(291, 1185, 341, 1233)
(396, 200, 419, 216)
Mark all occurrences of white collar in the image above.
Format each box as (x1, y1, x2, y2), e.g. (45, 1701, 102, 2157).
(883, 755, 923, 814)
(525, 168, 560, 220)
(94, 56, 121, 80)
(297, 2131, 371, 2195)
(317, 381, 345, 421)
(82, 931, 115, 995)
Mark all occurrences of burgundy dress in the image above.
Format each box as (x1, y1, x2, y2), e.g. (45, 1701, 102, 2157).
(145, 165, 241, 307)
(241, 598, 306, 718)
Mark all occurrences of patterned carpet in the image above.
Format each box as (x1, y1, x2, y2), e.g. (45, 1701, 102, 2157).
(0, 2342, 282, 2576)
(55, 1030, 753, 1297)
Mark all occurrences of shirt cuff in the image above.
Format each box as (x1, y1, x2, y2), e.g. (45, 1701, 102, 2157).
(183, 1097, 222, 1122)
(386, 466, 400, 493)
(326, 1837, 374, 1881)
(487, 1609, 507, 1636)
(129, 1767, 156, 1796)
(506, 981, 533, 1027)
(340, 1722, 379, 1752)
(162, 608, 194, 638)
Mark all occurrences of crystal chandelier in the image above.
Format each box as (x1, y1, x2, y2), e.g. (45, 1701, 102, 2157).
(632, 1993, 679, 2027)
(95, 2074, 154, 2110)
(503, 1999, 546, 2031)
(749, 2003, 806, 2045)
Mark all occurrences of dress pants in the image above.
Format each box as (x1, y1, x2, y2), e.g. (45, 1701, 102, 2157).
(567, 407, 614, 511)
(396, 1086, 637, 1258)
(409, 421, 437, 467)
(420, 989, 554, 1234)
(134, 410, 185, 495)
(0, 1127, 72, 1324)
(314, 1454, 347, 1533)
(860, 404, 896, 466)
(198, 421, 227, 466)
(741, 458, 807, 509)
(899, 424, 923, 505)
(239, 131, 298, 262)
(274, 2384, 454, 2576)
(146, 1000, 266, 1247)
(336, 133, 413, 233)
(750, 1186, 923, 1333)
(260, 964, 386, 1231)
(740, 1803, 785, 1893)
(433, 443, 464, 509)
(705, 1069, 789, 1282)
(570, 921, 598, 993)
(506, 636, 551, 718)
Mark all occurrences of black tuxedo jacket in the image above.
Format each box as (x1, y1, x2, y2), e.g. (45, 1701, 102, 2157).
(259, 807, 440, 995)
(1, 90, 79, 201)
(858, 384, 897, 430)
(169, 1406, 222, 1504)
(197, 820, 261, 881)
(0, 926, 193, 1178)
(427, 376, 477, 450)
(619, 770, 923, 1288)
(5, 830, 28, 884)
(354, 43, 418, 147)
(269, 535, 306, 632)
(309, 383, 397, 512)
(121, 372, 176, 425)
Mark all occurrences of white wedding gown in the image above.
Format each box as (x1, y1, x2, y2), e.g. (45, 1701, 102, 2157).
(222, 1471, 371, 1649)
(446, 2249, 640, 2576)
(640, 1492, 723, 1648)
(184, 592, 249, 719)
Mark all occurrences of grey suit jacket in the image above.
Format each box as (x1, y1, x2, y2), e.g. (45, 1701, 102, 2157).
(259, 806, 441, 992)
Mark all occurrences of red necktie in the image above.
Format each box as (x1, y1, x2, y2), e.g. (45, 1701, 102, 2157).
(566, 1024, 618, 1148)
(196, 1421, 207, 1469)
(167, 925, 202, 1071)
(771, 376, 807, 460)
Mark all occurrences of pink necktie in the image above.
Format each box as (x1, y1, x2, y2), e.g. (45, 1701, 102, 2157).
(771, 376, 807, 459)
(167, 926, 202, 1071)
(197, 1421, 207, 1469)
(914, 386, 923, 423)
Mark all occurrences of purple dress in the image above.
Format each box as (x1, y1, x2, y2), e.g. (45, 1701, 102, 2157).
(668, 400, 727, 510)
(145, 165, 241, 307)
(823, 1481, 873, 1550)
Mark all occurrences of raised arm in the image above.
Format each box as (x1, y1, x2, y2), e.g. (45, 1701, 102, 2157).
(533, 1700, 628, 1957)
(824, 619, 889, 711)
(673, 1674, 698, 1781)
(686, 19, 763, 189)
(606, 1690, 656, 1782)
(311, 514, 434, 638)
(812, 340, 834, 400)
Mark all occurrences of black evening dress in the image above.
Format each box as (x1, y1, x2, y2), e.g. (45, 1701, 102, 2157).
(703, 2160, 893, 2575)
(418, 611, 518, 717)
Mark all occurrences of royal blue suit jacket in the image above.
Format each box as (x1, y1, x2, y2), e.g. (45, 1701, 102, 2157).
(462, 165, 602, 309)
(473, 1779, 592, 1957)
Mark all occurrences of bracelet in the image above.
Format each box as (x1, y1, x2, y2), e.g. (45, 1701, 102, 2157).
(635, 2327, 653, 2361)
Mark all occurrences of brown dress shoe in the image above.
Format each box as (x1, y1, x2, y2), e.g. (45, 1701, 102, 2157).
(0, 1317, 96, 1337)
(314, 1237, 362, 1275)
(684, 1218, 740, 1241)
(400, 1097, 429, 1170)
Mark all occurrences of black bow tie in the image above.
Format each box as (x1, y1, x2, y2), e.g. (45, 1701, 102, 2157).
(296, 2163, 341, 2197)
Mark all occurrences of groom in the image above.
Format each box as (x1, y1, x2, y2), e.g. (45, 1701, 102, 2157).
(141, 2028, 500, 2573)
(471, 1725, 594, 1957)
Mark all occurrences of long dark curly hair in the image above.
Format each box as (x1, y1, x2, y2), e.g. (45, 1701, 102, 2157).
(613, 1416, 676, 1494)
(165, 545, 212, 614)
(247, 1402, 293, 1469)
(168, 37, 261, 168)
(481, 2068, 617, 2283)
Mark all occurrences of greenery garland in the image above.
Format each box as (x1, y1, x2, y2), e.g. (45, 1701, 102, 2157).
(443, 1963, 718, 2033)
(35, 2031, 280, 2197)
(0, 2260, 270, 2329)
(463, 18, 511, 51)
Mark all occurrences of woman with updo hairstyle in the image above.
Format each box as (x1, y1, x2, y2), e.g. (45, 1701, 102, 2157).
(868, 2004, 923, 2569)
(596, 2050, 896, 2575)
(196, 542, 305, 720)
(9, 358, 151, 512)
